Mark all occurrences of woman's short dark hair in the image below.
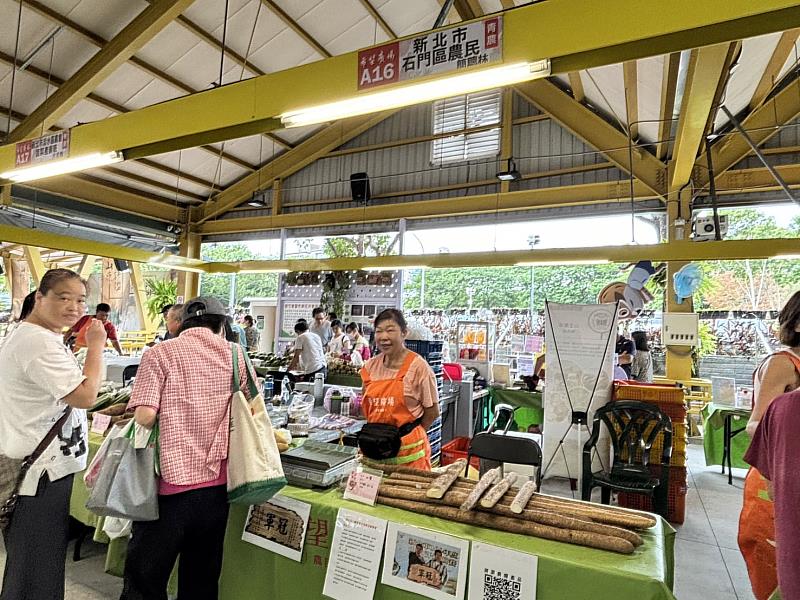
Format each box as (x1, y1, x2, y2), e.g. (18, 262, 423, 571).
(778, 290, 800, 347)
(632, 330, 649, 352)
(345, 322, 360, 334)
(295, 321, 309, 334)
(180, 314, 225, 335)
(19, 291, 36, 321)
(38, 268, 83, 295)
(374, 309, 407, 333)
(331, 319, 342, 329)
(244, 315, 254, 326)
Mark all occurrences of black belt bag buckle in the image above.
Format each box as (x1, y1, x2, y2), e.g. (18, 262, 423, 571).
(358, 419, 421, 460)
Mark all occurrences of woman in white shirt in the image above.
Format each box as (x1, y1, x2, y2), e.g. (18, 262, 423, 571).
(328, 319, 351, 356)
(0, 269, 105, 600)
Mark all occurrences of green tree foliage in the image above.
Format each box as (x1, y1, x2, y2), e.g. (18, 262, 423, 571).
(403, 264, 625, 310)
(144, 279, 177, 321)
(200, 243, 278, 305)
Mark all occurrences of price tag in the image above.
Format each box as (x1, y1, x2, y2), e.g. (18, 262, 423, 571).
(91, 413, 112, 435)
(343, 470, 382, 506)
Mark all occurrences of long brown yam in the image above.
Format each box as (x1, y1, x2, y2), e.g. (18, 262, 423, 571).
(480, 472, 518, 508)
(460, 468, 501, 511)
(511, 481, 537, 513)
(377, 494, 635, 554)
(427, 460, 467, 499)
(379, 485, 642, 548)
(385, 472, 656, 530)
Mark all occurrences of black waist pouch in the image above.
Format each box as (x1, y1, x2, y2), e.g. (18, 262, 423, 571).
(358, 420, 422, 460)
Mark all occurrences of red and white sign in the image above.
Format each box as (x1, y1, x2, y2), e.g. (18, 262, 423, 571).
(14, 130, 70, 168)
(357, 16, 503, 90)
(343, 470, 382, 506)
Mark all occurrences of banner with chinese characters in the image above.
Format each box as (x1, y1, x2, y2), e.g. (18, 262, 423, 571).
(357, 16, 503, 90)
(15, 130, 70, 168)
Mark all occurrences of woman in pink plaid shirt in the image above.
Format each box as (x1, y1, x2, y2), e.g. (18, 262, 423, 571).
(120, 297, 253, 600)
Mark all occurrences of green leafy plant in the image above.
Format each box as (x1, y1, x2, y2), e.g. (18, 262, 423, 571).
(320, 271, 352, 317)
(145, 278, 177, 322)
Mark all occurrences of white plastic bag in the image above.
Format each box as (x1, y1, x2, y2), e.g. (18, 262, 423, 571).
(350, 351, 364, 368)
(102, 516, 132, 540)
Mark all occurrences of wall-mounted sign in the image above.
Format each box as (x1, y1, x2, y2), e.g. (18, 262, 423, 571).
(15, 130, 70, 168)
(357, 16, 503, 90)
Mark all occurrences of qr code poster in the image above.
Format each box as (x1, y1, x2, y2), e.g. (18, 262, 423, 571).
(468, 542, 538, 600)
(381, 523, 468, 600)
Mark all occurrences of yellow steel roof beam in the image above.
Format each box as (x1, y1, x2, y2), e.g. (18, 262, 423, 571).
(515, 79, 666, 197)
(696, 76, 800, 188)
(196, 111, 395, 223)
(750, 28, 800, 109)
(668, 43, 733, 191)
(2, 0, 800, 174)
(656, 53, 681, 160)
(7, 0, 197, 144)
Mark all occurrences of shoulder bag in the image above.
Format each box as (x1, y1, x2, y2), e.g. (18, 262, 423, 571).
(0, 407, 73, 530)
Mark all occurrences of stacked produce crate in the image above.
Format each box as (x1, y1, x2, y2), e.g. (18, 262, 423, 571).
(405, 340, 445, 466)
(613, 382, 689, 524)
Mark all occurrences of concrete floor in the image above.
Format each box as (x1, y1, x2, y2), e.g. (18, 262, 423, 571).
(0, 444, 752, 599)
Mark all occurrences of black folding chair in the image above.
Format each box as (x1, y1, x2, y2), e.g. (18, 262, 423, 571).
(466, 404, 543, 489)
(581, 401, 673, 518)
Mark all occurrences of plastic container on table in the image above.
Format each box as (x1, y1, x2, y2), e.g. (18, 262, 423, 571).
(441, 437, 481, 471)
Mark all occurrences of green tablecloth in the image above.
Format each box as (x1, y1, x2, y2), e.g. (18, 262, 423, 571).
(701, 403, 752, 469)
(485, 387, 544, 432)
(220, 486, 675, 600)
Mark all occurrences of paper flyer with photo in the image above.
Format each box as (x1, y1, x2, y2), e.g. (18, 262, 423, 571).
(241, 494, 311, 562)
(468, 542, 538, 600)
(323, 508, 388, 600)
(381, 523, 469, 600)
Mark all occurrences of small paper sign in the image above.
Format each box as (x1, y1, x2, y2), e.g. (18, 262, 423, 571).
(91, 413, 112, 434)
(343, 470, 382, 506)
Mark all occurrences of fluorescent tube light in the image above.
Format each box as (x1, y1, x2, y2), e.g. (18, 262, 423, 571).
(280, 60, 550, 128)
(516, 259, 611, 266)
(1, 151, 123, 182)
(772, 253, 800, 259)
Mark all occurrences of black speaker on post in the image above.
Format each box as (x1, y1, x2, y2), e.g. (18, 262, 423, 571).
(114, 259, 130, 272)
(350, 172, 370, 204)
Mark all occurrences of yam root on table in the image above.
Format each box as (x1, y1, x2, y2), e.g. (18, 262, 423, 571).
(511, 481, 538, 513)
(377, 494, 635, 554)
(427, 460, 467, 499)
(481, 472, 518, 508)
(379, 485, 642, 548)
(460, 467, 501, 511)
(384, 472, 656, 530)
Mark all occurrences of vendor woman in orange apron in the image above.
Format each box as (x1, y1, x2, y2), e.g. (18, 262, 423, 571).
(739, 291, 800, 600)
(360, 309, 440, 470)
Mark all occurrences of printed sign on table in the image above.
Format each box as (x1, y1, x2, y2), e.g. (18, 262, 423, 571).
(382, 523, 469, 600)
(242, 494, 311, 562)
(323, 508, 388, 600)
(15, 130, 70, 168)
(90, 413, 112, 435)
(357, 16, 503, 90)
(343, 470, 382, 506)
(524, 335, 544, 354)
(468, 542, 538, 600)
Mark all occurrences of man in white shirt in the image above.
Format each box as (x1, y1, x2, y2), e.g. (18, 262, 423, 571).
(288, 320, 327, 378)
(310, 307, 333, 349)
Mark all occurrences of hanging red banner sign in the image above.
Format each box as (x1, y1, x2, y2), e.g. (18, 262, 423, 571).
(14, 130, 71, 168)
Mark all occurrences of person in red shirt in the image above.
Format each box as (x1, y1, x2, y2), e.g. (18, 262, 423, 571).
(64, 303, 123, 355)
(121, 296, 254, 600)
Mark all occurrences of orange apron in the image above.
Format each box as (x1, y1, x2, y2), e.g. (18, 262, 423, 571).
(360, 352, 431, 470)
(738, 351, 800, 600)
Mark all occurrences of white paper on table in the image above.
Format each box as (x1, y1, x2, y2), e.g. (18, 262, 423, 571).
(468, 542, 538, 600)
(241, 494, 311, 562)
(322, 508, 387, 600)
(381, 522, 469, 600)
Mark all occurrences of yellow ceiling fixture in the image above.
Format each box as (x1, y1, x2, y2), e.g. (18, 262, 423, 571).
(516, 259, 611, 266)
(0, 151, 123, 183)
(280, 61, 550, 128)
